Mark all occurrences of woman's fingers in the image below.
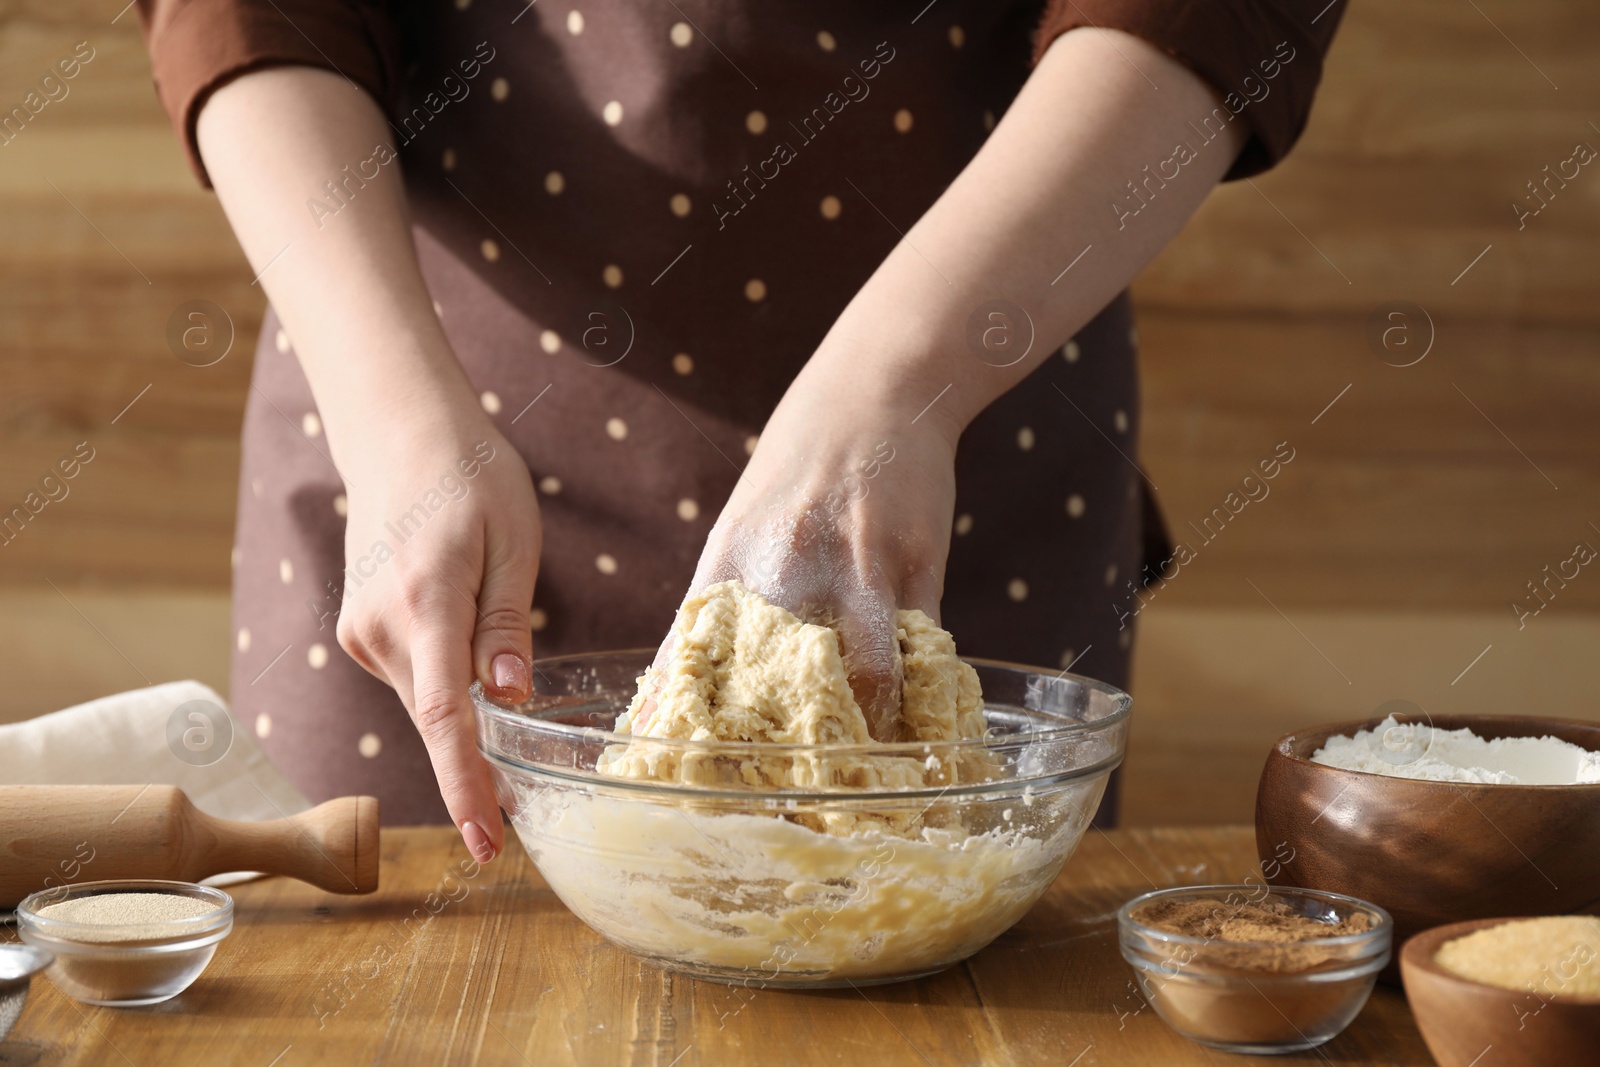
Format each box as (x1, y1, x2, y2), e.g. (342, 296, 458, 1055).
(831, 590, 904, 741)
(471, 523, 538, 706)
(404, 590, 504, 864)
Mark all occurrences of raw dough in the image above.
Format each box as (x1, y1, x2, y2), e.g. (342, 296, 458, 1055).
(597, 581, 996, 836)
(617, 580, 985, 746)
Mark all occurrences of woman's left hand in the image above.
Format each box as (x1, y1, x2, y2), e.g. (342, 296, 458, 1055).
(668, 350, 961, 741)
(660, 24, 1260, 737)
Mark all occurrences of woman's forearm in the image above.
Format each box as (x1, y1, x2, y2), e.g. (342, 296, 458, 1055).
(196, 66, 479, 470)
(197, 66, 540, 863)
(797, 27, 1251, 445)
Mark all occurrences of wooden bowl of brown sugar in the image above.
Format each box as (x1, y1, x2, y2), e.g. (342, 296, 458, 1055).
(1402, 916, 1600, 1067)
(1256, 713, 1600, 980)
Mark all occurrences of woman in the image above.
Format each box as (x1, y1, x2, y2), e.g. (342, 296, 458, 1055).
(138, 0, 1341, 863)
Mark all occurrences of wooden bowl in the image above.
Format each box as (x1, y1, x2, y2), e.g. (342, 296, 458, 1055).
(1401, 918, 1600, 1067)
(1255, 715, 1600, 980)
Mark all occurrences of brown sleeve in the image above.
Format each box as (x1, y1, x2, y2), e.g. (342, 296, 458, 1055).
(136, 0, 402, 188)
(1033, 0, 1346, 180)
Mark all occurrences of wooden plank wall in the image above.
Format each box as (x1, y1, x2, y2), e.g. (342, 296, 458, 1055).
(1, 3, 257, 592)
(1133, 0, 1600, 610)
(0, 3, 1597, 607)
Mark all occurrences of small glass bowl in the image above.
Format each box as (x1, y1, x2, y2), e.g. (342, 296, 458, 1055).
(1118, 885, 1391, 1055)
(16, 880, 233, 1007)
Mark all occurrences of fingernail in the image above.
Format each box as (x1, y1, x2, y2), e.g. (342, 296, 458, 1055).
(461, 820, 497, 864)
(492, 653, 528, 692)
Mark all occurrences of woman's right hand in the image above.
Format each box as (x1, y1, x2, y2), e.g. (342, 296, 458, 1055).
(333, 402, 541, 865)
(195, 68, 547, 863)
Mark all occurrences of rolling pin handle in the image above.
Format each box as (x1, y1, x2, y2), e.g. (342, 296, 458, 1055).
(289, 795, 381, 894)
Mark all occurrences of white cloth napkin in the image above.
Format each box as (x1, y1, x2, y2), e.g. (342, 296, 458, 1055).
(0, 680, 310, 894)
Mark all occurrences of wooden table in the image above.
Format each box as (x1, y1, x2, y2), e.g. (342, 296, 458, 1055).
(4, 826, 1435, 1066)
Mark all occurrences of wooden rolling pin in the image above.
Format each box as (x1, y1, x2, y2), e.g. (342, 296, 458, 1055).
(0, 785, 379, 909)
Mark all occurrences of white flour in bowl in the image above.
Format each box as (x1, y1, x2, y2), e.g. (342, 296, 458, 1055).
(1310, 716, 1600, 784)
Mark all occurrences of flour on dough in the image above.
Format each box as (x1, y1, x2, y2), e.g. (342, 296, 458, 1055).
(597, 581, 996, 836)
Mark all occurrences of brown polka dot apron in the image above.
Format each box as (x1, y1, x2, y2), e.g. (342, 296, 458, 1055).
(230, 2, 1162, 826)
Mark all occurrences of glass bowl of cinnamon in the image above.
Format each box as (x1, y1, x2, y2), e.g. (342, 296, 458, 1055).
(1118, 884, 1391, 1054)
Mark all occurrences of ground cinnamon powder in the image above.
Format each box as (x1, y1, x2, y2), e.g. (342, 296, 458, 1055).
(1129, 896, 1382, 1049)
(1132, 897, 1376, 973)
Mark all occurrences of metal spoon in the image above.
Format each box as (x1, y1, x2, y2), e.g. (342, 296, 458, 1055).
(0, 944, 53, 1043)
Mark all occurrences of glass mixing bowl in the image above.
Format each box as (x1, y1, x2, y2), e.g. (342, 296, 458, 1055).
(472, 650, 1130, 987)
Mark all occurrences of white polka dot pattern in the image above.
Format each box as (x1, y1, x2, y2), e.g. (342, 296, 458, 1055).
(226, 12, 1149, 825)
